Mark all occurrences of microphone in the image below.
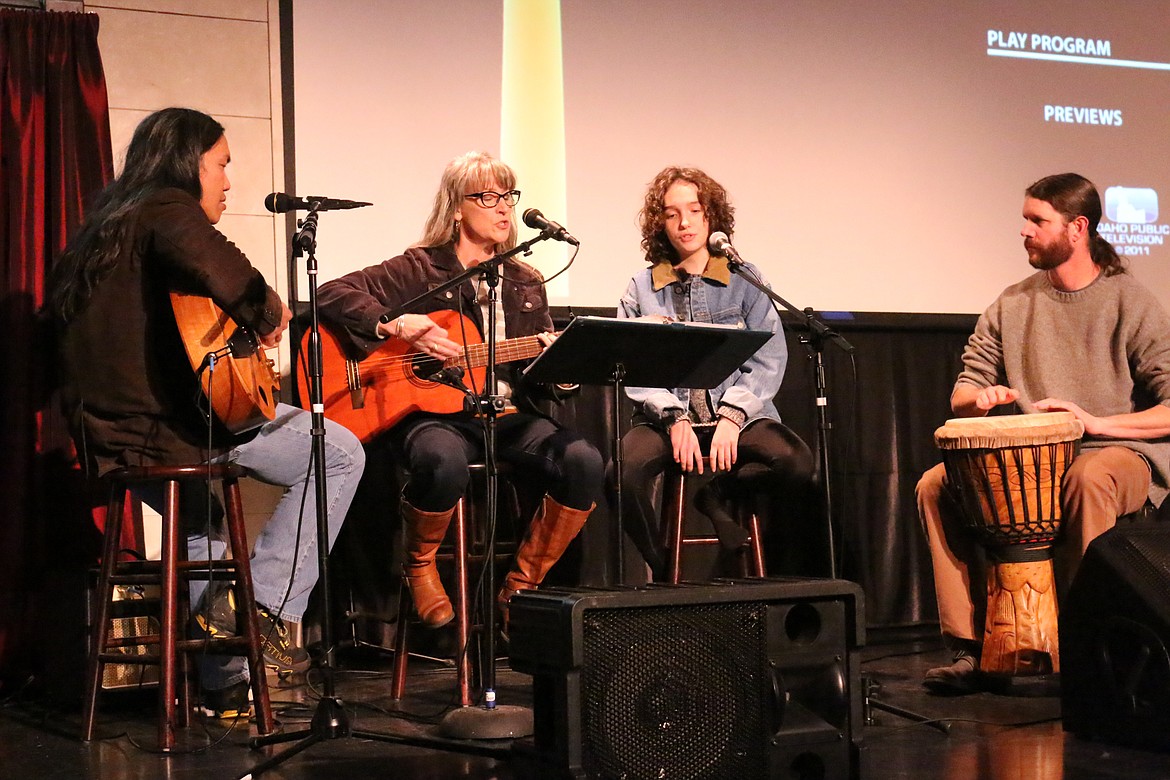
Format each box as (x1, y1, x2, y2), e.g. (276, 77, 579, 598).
(707, 231, 744, 264)
(430, 366, 470, 394)
(264, 192, 372, 213)
(522, 208, 579, 245)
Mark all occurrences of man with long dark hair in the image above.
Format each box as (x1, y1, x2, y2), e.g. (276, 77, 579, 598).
(614, 166, 815, 581)
(46, 107, 365, 717)
(917, 172, 1170, 694)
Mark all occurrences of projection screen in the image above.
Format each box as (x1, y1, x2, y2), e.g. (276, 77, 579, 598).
(291, 0, 1170, 315)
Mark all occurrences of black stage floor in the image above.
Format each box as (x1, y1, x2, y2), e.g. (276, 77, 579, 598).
(2, 638, 1168, 780)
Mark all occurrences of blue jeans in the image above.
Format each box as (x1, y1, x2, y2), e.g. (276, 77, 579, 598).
(181, 403, 365, 689)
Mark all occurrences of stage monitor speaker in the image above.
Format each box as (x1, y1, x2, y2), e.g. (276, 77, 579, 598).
(509, 577, 864, 780)
(1061, 520, 1170, 751)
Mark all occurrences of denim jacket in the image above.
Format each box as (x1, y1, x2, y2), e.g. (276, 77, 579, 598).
(616, 256, 787, 429)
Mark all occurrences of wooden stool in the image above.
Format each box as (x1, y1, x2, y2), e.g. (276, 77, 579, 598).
(662, 467, 766, 584)
(391, 463, 519, 704)
(82, 463, 275, 749)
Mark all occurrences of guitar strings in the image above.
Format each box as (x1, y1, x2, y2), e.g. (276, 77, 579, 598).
(353, 335, 545, 371)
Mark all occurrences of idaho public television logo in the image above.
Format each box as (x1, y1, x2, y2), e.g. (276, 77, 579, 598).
(1104, 186, 1159, 223)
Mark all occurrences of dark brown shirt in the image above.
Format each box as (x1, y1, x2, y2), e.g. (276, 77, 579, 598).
(59, 188, 283, 474)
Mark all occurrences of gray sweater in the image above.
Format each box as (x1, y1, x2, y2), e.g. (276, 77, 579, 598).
(956, 270, 1170, 505)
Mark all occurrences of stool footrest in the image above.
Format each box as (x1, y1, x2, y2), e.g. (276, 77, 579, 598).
(102, 635, 162, 651)
(100, 635, 252, 654)
(110, 560, 241, 575)
(177, 637, 252, 653)
(108, 463, 246, 483)
(97, 651, 161, 666)
(679, 536, 759, 548)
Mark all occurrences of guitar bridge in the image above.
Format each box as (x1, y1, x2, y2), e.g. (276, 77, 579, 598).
(346, 358, 365, 409)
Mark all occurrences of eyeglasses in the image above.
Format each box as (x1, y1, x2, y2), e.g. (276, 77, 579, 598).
(464, 190, 521, 208)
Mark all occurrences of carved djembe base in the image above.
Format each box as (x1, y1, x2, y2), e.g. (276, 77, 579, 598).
(980, 554, 1060, 677)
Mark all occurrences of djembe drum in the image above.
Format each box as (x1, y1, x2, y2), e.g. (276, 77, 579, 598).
(934, 411, 1084, 678)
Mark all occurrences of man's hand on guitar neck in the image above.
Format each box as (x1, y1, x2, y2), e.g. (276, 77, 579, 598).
(258, 302, 294, 349)
(377, 313, 462, 359)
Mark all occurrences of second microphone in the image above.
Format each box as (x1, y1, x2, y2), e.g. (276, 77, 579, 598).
(523, 208, 579, 245)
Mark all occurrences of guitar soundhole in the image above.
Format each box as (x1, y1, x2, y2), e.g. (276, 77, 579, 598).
(411, 353, 444, 382)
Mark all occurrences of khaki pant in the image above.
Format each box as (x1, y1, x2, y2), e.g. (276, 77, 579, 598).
(917, 446, 1150, 643)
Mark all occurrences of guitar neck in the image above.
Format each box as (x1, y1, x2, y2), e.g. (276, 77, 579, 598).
(446, 335, 544, 371)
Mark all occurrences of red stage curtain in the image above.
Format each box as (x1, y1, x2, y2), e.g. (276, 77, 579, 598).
(0, 8, 113, 694)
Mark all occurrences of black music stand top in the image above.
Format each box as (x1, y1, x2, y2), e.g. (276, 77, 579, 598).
(522, 315, 772, 388)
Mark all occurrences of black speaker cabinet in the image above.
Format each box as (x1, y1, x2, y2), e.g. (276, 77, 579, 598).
(508, 577, 864, 780)
(1062, 521, 1170, 750)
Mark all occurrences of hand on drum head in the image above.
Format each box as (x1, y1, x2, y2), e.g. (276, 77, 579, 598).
(972, 384, 1020, 412)
(1035, 398, 1098, 434)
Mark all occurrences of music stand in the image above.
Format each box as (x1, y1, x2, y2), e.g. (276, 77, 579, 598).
(523, 316, 772, 580)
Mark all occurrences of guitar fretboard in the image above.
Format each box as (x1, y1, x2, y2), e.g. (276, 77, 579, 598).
(445, 335, 544, 370)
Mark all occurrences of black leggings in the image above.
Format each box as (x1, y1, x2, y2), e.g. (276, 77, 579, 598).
(393, 412, 603, 513)
(615, 418, 815, 574)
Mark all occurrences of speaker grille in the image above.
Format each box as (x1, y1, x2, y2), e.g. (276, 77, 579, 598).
(1062, 522, 1170, 751)
(581, 602, 767, 779)
(1117, 531, 1170, 614)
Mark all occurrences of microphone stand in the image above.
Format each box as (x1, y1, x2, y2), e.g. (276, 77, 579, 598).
(724, 256, 853, 579)
(378, 231, 554, 740)
(725, 249, 938, 731)
(239, 208, 514, 778)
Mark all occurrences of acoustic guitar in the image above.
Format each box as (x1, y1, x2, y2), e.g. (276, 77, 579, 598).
(170, 291, 280, 434)
(297, 309, 545, 443)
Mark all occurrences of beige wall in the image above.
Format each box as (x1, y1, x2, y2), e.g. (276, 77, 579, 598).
(82, 0, 288, 540)
(86, 0, 287, 363)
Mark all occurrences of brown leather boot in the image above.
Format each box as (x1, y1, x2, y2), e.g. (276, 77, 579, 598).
(401, 499, 456, 628)
(498, 496, 594, 628)
(923, 641, 982, 695)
